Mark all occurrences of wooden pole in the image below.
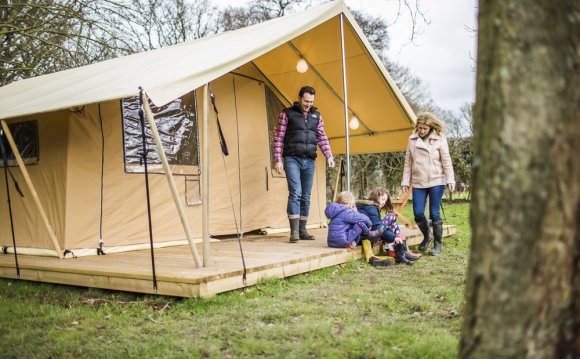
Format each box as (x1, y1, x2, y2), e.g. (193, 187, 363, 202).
(339, 13, 351, 192)
(201, 84, 210, 267)
(0, 120, 63, 258)
(332, 155, 343, 202)
(140, 94, 202, 268)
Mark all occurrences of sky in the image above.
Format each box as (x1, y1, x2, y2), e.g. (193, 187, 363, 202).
(216, 0, 479, 113)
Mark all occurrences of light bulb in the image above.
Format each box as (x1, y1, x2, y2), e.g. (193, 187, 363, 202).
(349, 116, 360, 130)
(296, 58, 308, 73)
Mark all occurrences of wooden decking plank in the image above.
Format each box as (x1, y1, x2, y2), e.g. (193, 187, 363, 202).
(0, 225, 456, 296)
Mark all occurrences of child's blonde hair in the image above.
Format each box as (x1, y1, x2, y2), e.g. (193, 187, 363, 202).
(336, 191, 355, 207)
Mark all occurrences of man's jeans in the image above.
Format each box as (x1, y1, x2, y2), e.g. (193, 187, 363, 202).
(284, 156, 315, 218)
(412, 185, 446, 223)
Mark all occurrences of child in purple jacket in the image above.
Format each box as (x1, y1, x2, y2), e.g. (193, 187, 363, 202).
(325, 191, 393, 267)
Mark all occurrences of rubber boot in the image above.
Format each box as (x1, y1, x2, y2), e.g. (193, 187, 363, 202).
(430, 220, 443, 255)
(299, 219, 315, 240)
(369, 256, 394, 267)
(289, 218, 300, 243)
(395, 243, 412, 265)
(362, 239, 392, 266)
(417, 219, 432, 252)
(403, 240, 421, 261)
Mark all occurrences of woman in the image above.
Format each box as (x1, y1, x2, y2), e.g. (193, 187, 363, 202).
(402, 112, 455, 255)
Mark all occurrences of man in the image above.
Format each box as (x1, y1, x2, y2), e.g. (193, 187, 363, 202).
(274, 86, 335, 243)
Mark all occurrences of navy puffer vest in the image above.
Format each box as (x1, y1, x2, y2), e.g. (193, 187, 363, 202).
(282, 102, 320, 159)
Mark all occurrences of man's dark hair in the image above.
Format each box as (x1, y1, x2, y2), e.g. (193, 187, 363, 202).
(299, 86, 316, 98)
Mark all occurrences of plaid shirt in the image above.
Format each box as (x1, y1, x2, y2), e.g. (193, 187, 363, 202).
(273, 110, 333, 163)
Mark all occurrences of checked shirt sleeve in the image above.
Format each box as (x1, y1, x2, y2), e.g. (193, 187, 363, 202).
(316, 115, 333, 160)
(273, 111, 288, 163)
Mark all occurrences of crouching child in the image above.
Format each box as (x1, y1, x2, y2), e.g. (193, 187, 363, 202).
(325, 191, 393, 267)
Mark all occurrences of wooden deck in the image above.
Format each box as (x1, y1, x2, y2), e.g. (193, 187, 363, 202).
(0, 225, 456, 297)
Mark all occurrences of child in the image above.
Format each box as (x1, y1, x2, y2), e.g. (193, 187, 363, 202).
(356, 187, 420, 265)
(325, 191, 393, 267)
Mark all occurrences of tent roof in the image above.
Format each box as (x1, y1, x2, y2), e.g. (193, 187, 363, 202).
(0, 0, 415, 154)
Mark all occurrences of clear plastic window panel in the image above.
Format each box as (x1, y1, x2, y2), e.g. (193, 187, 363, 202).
(121, 92, 200, 175)
(0, 120, 39, 167)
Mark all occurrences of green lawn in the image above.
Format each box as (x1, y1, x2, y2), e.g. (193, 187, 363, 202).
(0, 202, 470, 358)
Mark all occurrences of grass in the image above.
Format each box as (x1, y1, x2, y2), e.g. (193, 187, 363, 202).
(0, 202, 470, 358)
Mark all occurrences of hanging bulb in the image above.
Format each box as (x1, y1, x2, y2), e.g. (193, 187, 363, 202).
(349, 116, 360, 130)
(296, 58, 308, 73)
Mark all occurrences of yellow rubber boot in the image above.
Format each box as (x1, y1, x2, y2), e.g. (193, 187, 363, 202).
(362, 239, 374, 262)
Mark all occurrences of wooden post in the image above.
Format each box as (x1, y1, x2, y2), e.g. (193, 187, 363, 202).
(332, 155, 343, 202)
(140, 94, 202, 268)
(339, 14, 351, 192)
(201, 84, 210, 267)
(0, 120, 63, 258)
(393, 185, 414, 228)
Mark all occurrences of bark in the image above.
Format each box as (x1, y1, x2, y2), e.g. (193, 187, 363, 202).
(460, 1, 580, 358)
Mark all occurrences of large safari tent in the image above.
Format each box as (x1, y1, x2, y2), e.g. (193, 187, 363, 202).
(0, 1, 435, 297)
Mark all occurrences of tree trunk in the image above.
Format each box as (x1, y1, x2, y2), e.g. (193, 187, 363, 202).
(460, 1, 580, 358)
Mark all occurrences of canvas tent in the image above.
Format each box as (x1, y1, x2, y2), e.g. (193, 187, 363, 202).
(0, 0, 415, 262)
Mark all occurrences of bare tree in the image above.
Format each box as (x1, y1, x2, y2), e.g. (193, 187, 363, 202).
(0, 0, 220, 86)
(460, 1, 579, 357)
(0, 0, 133, 85)
(109, 0, 219, 52)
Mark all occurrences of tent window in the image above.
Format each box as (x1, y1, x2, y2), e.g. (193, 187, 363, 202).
(265, 86, 286, 178)
(121, 92, 200, 175)
(0, 120, 39, 167)
(185, 176, 202, 206)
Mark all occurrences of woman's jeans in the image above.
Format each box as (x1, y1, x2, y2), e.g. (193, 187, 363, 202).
(284, 156, 315, 218)
(412, 185, 446, 223)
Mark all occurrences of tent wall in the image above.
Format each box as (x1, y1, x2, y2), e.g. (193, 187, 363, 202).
(0, 74, 328, 254)
(0, 70, 324, 253)
(231, 64, 328, 230)
(0, 112, 68, 249)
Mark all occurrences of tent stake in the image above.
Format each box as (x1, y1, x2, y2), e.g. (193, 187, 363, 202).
(0, 120, 63, 258)
(140, 93, 202, 268)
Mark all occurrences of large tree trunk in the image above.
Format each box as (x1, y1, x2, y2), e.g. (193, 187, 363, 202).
(460, 1, 579, 358)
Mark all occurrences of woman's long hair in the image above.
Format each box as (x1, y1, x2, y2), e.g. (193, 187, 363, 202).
(415, 112, 444, 135)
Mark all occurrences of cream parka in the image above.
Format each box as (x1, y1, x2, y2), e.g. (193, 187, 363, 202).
(401, 132, 455, 189)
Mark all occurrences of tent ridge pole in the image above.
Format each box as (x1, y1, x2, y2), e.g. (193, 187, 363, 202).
(140, 93, 202, 268)
(0, 120, 63, 258)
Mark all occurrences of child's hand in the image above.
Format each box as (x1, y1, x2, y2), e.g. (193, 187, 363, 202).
(394, 236, 403, 244)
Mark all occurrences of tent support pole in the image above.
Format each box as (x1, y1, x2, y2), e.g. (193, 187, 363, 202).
(0, 120, 63, 258)
(140, 93, 202, 268)
(202, 84, 210, 267)
(339, 13, 351, 192)
(332, 155, 343, 202)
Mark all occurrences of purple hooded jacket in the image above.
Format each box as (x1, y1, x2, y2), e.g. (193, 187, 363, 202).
(325, 202, 372, 248)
